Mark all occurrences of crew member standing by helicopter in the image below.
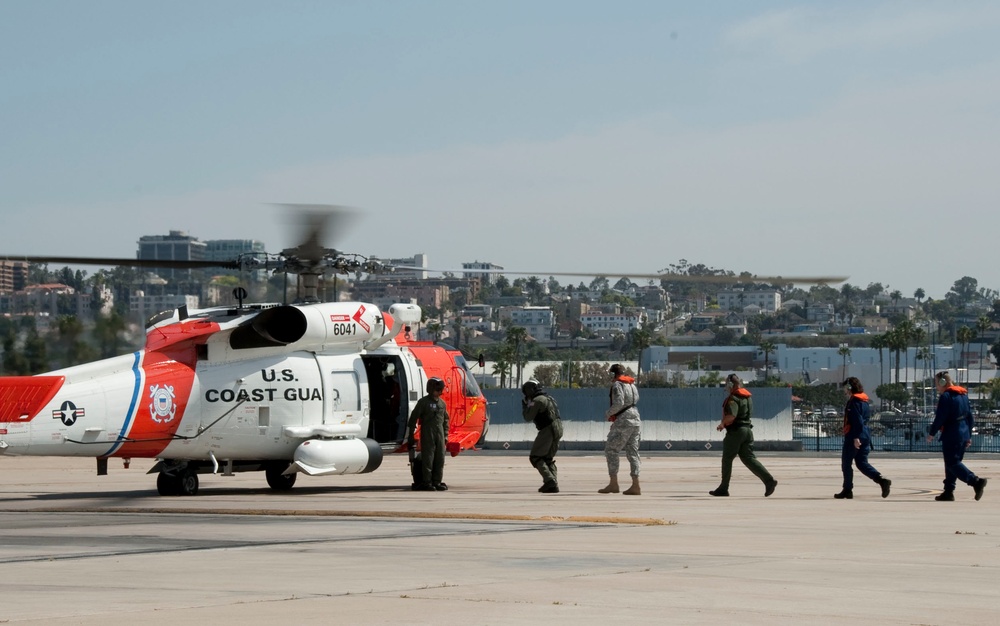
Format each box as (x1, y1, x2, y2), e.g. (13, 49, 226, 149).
(406, 377, 450, 491)
(522, 379, 563, 494)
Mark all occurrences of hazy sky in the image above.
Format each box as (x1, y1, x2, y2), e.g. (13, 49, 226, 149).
(3, 1, 999, 299)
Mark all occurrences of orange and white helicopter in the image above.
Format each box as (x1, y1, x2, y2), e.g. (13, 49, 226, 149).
(0, 207, 844, 496)
(0, 208, 489, 495)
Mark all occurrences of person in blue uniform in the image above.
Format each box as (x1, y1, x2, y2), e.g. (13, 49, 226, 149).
(926, 371, 987, 501)
(834, 377, 891, 499)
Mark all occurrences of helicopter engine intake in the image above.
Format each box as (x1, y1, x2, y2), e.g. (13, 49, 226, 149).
(286, 437, 383, 476)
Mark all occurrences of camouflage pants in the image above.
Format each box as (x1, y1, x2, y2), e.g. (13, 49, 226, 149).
(605, 418, 641, 476)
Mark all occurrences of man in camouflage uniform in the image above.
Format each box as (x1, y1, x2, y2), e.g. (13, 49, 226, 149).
(710, 374, 777, 497)
(599, 364, 642, 495)
(406, 377, 450, 491)
(522, 379, 563, 493)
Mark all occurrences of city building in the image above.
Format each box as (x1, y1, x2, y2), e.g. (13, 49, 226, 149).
(504, 306, 556, 340)
(205, 239, 268, 281)
(130, 292, 200, 324)
(137, 231, 207, 281)
(0, 260, 29, 293)
(717, 288, 781, 312)
(462, 260, 504, 286)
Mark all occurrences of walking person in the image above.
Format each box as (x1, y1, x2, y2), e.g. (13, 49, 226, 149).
(598, 364, 641, 495)
(521, 379, 563, 494)
(710, 374, 777, 497)
(405, 377, 450, 491)
(835, 377, 891, 499)
(926, 371, 987, 501)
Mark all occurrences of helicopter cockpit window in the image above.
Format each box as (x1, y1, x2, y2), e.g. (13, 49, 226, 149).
(452, 354, 483, 398)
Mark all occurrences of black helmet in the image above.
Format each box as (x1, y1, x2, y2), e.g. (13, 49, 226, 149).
(521, 379, 541, 397)
(426, 377, 445, 394)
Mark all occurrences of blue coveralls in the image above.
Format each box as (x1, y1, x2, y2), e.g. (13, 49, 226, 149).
(841, 394, 883, 490)
(929, 387, 980, 492)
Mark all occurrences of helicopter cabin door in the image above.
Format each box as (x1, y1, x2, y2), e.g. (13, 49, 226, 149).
(316, 355, 364, 431)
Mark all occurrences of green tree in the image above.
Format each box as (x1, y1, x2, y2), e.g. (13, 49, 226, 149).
(759, 339, 776, 381)
(93, 311, 128, 359)
(947, 276, 979, 310)
(23, 327, 48, 374)
(56, 315, 97, 368)
(870, 333, 887, 392)
(532, 363, 561, 388)
(876, 383, 910, 410)
(956, 325, 976, 382)
(838, 345, 851, 380)
(504, 326, 529, 387)
(977, 316, 992, 388)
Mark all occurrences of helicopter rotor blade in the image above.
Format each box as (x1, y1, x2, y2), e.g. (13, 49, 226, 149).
(389, 266, 848, 285)
(0, 255, 240, 270)
(273, 204, 359, 266)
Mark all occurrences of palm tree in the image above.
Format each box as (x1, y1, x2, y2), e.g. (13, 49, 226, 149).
(505, 326, 529, 387)
(871, 333, 886, 391)
(838, 345, 852, 380)
(760, 339, 776, 382)
(914, 288, 925, 304)
(977, 315, 991, 393)
(956, 325, 976, 385)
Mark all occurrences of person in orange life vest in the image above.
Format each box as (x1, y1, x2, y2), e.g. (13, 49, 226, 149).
(709, 374, 777, 497)
(598, 364, 641, 495)
(835, 377, 891, 499)
(926, 371, 987, 501)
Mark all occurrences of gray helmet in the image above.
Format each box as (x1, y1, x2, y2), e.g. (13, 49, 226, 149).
(426, 377, 445, 394)
(521, 379, 542, 398)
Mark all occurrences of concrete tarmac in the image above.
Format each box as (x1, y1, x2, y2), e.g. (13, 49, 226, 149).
(0, 451, 997, 625)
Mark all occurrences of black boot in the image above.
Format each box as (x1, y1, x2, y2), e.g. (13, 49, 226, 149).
(973, 477, 987, 501)
(834, 489, 853, 499)
(935, 490, 955, 501)
(709, 487, 729, 497)
(764, 479, 777, 497)
(539, 480, 559, 493)
(878, 478, 891, 499)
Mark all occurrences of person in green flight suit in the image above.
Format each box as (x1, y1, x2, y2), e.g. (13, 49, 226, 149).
(406, 377, 450, 491)
(709, 374, 777, 497)
(521, 379, 563, 494)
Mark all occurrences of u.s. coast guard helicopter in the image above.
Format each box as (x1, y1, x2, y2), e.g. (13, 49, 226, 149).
(0, 207, 489, 495)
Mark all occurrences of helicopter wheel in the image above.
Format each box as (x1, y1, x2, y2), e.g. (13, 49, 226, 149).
(265, 463, 297, 491)
(177, 469, 200, 496)
(156, 471, 181, 496)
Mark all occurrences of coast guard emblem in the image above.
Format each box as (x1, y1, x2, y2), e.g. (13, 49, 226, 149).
(149, 384, 177, 423)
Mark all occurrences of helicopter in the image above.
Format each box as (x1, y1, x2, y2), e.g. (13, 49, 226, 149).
(0, 206, 845, 496)
(0, 207, 490, 495)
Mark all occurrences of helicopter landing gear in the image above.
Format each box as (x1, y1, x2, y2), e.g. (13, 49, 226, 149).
(265, 462, 297, 491)
(156, 467, 199, 496)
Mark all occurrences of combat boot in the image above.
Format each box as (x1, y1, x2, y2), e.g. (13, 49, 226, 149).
(764, 479, 778, 497)
(598, 476, 620, 494)
(709, 487, 729, 497)
(539, 481, 559, 494)
(973, 477, 987, 501)
(935, 490, 955, 501)
(833, 489, 853, 499)
(878, 478, 891, 498)
(623, 476, 641, 496)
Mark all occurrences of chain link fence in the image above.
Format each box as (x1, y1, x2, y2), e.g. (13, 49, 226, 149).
(792, 413, 1000, 452)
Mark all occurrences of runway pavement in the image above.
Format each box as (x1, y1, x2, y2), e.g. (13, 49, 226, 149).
(0, 451, 997, 625)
